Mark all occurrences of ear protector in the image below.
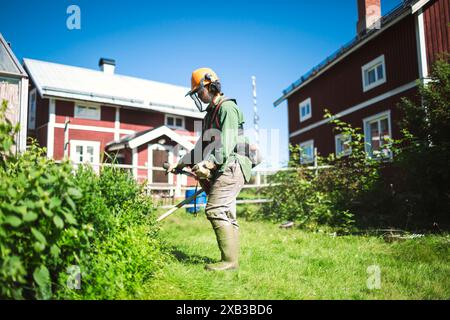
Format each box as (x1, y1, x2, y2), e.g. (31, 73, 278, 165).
(205, 73, 221, 94)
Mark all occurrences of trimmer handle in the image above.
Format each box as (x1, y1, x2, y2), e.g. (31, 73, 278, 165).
(163, 162, 197, 179)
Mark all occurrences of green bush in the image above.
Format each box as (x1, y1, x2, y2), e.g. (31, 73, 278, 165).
(57, 166, 165, 299)
(0, 100, 165, 299)
(259, 109, 380, 233)
(260, 147, 358, 233)
(259, 57, 449, 232)
(0, 101, 90, 299)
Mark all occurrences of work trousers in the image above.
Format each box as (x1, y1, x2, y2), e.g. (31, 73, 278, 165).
(205, 160, 245, 228)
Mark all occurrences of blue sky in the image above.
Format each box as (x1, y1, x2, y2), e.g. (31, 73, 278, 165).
(1, 0, 401, 166)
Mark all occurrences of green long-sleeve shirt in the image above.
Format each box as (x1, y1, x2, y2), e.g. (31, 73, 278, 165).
(182, 96, 253, 183)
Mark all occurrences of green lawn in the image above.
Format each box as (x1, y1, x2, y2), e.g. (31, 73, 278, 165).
(143, 212, 450, 300)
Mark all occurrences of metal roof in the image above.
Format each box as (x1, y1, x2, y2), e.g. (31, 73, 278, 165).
(23, 58, 204, 119)
(273, 0, 419, 107)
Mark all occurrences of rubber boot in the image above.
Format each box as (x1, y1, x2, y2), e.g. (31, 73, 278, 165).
(205, 220, 239, 271)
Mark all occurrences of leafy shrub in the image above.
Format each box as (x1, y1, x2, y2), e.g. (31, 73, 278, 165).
(0, 100, 165, 299)
(260, 106, 381, 233)
(260, 143, 362, 233)
(0, 101, 89, 299)
(57, 166, 165, 299)
(260, 57, 449, 232)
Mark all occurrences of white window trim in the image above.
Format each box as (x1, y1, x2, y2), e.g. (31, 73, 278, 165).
(335, 134, 352, 157)
(363, 110, 392, 159)
(69, 139, 101, 166)
(28, 88, 37, 130)
(299, 98, 312, 122)
(299, 139, 314, 164)
(165, 114, 185, 129)
(147, 144, 174, 185)
(74, 104, 101, 120)
(362, 55, 387, 92)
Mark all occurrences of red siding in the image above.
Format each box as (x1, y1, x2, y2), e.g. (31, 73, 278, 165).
(53, 127, 65, 160)
(286, 13, 421, 157)
(137, 145, 148, 182)
(287, 15, 419, 136)
(120, 108, 164, 132)
(36, 95, 49, 128)
(59, 129, 115, 161)
(35, 125, 47, 149)
(28, 87, 48, 146)
(423, 0, 450, 70)
(55, 100, 115, 128)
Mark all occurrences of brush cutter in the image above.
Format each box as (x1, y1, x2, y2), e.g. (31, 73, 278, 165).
(156, 163, 205, 222)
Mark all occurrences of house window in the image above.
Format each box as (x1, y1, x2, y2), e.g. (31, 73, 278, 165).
(28, 89, 36, 130)
(74, 104, 101, 120)
(299, 140, 314, 164)
(335, 134, 352, 157)
(70, 140, 100, 165)
(363, 111, 392, 159)
(165, 114, 185, 129)
(299, 98, 312, 122)
(362, 55, 386, 92)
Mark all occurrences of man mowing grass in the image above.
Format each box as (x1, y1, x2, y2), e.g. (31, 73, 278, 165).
(166, 68, 253, 271)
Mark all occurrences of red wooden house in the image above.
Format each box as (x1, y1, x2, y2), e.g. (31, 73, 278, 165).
(23, 57, 203, 194)
(274, 0, 449, 163)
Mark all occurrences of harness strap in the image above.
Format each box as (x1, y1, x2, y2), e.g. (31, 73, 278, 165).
(209, 98, 236, 130)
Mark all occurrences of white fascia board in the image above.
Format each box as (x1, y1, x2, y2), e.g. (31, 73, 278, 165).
(22, 59, 44, 98)
(415, 9, 429, 79)
(19, 78, 29, 152)
(412, 0, 431, 14)
(128, 126, 194, 151)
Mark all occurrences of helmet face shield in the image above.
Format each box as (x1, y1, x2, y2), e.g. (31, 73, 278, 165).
(187, 81, 210, 113)
(190, 91, 209, 113)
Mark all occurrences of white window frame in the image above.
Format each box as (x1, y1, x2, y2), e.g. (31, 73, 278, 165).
(362, 55, 387, 92)
(74, 104, 101, 120)
(165, 114, 185, 129)
(69, 139, 101, 166)
(335, 134, 352, 157)
(299, 98, 312, 122)
(28, 89, 37, 130)
(299, 140, 314, 164)
(363, 110, 393, 159)
(176, 147, 188, 186)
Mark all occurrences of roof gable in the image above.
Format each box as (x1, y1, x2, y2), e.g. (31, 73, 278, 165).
(0, 33, 27, 77)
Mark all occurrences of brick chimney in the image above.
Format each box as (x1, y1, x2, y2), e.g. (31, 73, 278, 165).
(357, 0, 382, 35)
(99, 58, 116, 75)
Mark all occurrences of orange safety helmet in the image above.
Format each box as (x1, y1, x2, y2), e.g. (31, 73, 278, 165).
(186, 67, 220, 96)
